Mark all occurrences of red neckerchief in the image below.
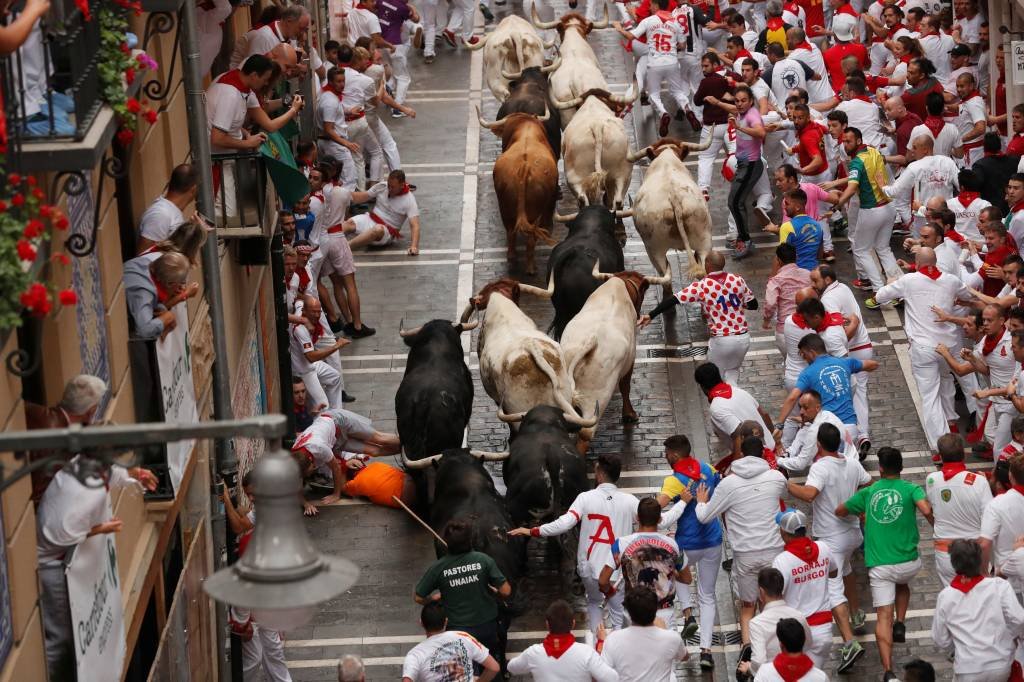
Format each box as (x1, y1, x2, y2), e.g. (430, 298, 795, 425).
(673, 456, 703, 481)
(1013, 199, 1024, 214)
(772, 652, 815, 681)
(767, 16, 785, 30)
(923, 115, 946, 138)
(817, 312, 845, 331)
(654, 9, 673, 21)
(900, 54, 912, 64)
(963, 90, 982, 101)
(917, 265, 942, 280)
(764, 448, 779, 470)
(792, 313, 810, 330)
(941, 462, 967, 481)
(542, 633, 575, 659)
(216, 69, 252, 94)
(945, 229, 965, 244)
(296, 266, 311, 293)
(956, 191, 980, 208)
(888, 23, 906, 37)
(152, 276, 171, 304)
(785, 536, 819, 564)
(982, 326, 1006, 356)
(950, 574, 984, 594)
(705, 271, 729, 282)
(736, 48, 753, 60)
(391, 183, 411, 197)
(309, 322, 322, 344)
(708, 382, 733, 401)
(793, 41, 813, 51)
(322, 83, 343, 96)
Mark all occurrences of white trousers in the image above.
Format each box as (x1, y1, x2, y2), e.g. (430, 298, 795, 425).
(346, 117, 385, 188)
(807, 623, 833, 669)
(300, 362, 343, 411)
(675, 544, 722, 650)
(243, 625, 292, 682)
(852, 203, 899, 292)
(992, 402, 1016, 454)
(935, 547, 954, 587)
(910, 343, 955, 451)
(698, 123, 734, 190)
(315, 333, 345, 391)
(373, 117, 401, 172)
(317, 139, 357, 192)
(445, 0, 475, 40)
(582, 576, 626, 633)
(851, 346, 873, 441)
(645, 62, 688, 118)
(420, 0, 444, 57)
(708, 333, 750, 385)
(677, 52, 702, 106)
(387, 44, 411, 104)
(820, 528, 862, 608)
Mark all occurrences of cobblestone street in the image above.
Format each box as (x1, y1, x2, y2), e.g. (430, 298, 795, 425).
(287, 7, 958, 679)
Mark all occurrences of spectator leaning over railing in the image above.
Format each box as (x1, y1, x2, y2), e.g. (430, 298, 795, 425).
(229, 4, 310, 69)
(123, 251, 199, 341)
(134, 219, 209, 268)
(137, 163, 199, 253)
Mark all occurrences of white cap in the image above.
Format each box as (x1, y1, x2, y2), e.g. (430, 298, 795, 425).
(832, 14, 857, 42)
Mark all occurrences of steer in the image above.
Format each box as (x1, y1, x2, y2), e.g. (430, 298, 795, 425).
(481, 109, 559, 275)
(546, 205, 627, 339)
(497, 66, 562, 158)
(467, 15, 553, 102)
(461, 278, 597, 433)
(559, 264, 671, 453)
(629, 134, 716, 288)
(531, 6, 610, 127)
(555, 88, 637, 217)
(498, 406, 588, 528)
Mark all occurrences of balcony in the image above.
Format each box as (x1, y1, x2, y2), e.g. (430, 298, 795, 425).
(211, 151, 273, 238)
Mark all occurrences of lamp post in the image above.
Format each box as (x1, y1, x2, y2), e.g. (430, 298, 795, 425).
(203, 447, 359, 629)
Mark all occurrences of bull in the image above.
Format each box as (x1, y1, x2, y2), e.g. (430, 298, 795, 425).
(531, 6, 610, 127)
(480, 109, 559, 275)
(546, 205, 627, 339)
(467, 15, 554, 102)
(497, 66, 562, 158)
(554, 87, 637, 219)
(461, 278, 597, 433)
(628, 134, 716, 287)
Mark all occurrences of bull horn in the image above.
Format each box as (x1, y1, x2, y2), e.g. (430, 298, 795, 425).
(398, 318, 424, 338)
(536, 104, 550, 122)
(531, 4, 559, 30)
(554, 211, 578, 223)
(591, 260, 615, 281)
(626, 145, 653, 162)
(564, 401, 600, 428)
(681, 124, 715, 151)
(543, 38, 557, 49)
(460, 301, 476, 323)
(470, 449, 511, 462)
(518, 272, 555, 299)
(644, 261, 672, 286)
(614, 209, 633, 218)
(607, 80, 638, 105)
(497, 408, 527, 423)
(455, 317, 480, 332)
(591, 4, 609, 29)
(502, 67, 524, 80)
(465, 33, 488, 50)
(401, 448, 444, 470)
(540, 54, 562, 73)
(552, 94, 584, 110)
(476, 105, 508, 131)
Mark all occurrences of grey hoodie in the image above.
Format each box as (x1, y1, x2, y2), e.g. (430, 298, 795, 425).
(695, 456, 787, 554)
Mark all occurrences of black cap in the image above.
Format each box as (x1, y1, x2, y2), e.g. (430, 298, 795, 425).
(949, 44, 972, 57)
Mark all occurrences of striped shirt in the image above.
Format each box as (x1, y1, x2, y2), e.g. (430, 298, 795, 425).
(847, 145, 889, 209)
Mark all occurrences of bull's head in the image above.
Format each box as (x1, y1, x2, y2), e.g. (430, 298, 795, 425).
(531, 5, 607, 37)
(461, 274, 556, 322)
(592, 261, 673, 314)
(551, 81, 637, 114)
(398, 317, 479, 345)
(501, 54, 561, 81)
(554, 207, 632, 223)
(498, 399, 600, 430)
(626, 126, 716, 162)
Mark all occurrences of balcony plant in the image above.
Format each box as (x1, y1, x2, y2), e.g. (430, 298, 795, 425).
(97, 0, 159, 147)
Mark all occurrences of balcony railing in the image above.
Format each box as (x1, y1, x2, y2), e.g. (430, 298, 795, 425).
(211, 150, 273, 238)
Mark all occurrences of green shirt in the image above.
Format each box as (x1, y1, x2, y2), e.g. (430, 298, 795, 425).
(843, 478, 925, 568)
(415, 551, 506, 627)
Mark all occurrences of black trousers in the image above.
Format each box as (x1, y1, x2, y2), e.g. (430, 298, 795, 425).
(728, 158, 764, 243)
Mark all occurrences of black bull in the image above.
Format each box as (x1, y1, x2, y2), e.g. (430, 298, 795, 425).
(496, 67, 561, 158)
(546, 205, 624, 339)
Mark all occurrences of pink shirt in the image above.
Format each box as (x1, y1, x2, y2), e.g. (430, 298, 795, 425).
(781, 182, 831, 223)
(764, 263, 811, 333)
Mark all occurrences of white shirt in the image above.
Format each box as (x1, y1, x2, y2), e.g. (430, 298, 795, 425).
(925, 468, 992, 540)
(139, 196, 185, 243)
(197, 0, 232, 76)
(767, 58, 809, 109)
(631, 14, 684, 68)
(789, 44, 833, 103)
(942, 64, 977, 95)
(932, 577, 1024, 676)
(206, 71, 260, 152)
(369, 182, 419, 229)
(748, 601, 811, 673)
(17, 19, 47, 117)
(820, 282, 870, 350)
(536, 483, 639, 579)
(600, 626, 688, 682)
(1009, 211, 1024, 247)
(773, 540, 834, 619)
(310, 183, 354, 244)
(908, 122, 962, 158)
(347, 6, 383, 41)
(836, 99, 886, 149)
(955, 13, 983, 45)
(290, 323, 323, 376)
(508, 640, 618, 682)
(695, 456, 787, 554)
(778, 410, 856, 473)
(231, 21, 287, 68)
(343, 66, 376, 111)
(974, 330, 1016, 405)
(402, 630, 490, 682)
(947, 194, 991, 243)
(876, 271, 969, 348)
(919, 32, 956, 80)
(955, 94, 987, 144)
(805, 454, 872, 539)
(709, 385, 776, 450)
(934, 240, 963, 278)
(884, 154, 960, 210)
(316, 87, 348, 140)
(782, 315, 849, 385)
(980, 490, 1024, 585)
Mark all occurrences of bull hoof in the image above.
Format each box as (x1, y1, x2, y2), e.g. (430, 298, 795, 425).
(622, 413, 639, 425)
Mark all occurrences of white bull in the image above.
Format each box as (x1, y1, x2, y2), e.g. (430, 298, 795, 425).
(629, 134, 716, 288)
(531, 6, 610, 127)
(556, 89, 636, 211)
(468, 15, 553, 102)
(463, 279, 596, 431)
(554, 264, 670, 453)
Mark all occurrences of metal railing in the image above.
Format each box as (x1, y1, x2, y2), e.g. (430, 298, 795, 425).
(211, 150, 270, 236)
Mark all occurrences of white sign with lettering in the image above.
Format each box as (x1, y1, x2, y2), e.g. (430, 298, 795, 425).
(156, 302, 198, 492)
(1013, 41, 1024, 86)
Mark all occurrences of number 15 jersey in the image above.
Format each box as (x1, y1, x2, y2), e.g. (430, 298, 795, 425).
(631, 13, 684, 68)
(675, 271, 755, 337)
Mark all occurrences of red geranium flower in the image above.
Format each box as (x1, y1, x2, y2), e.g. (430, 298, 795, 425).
(8, 173, 20, 185)
(54, 214, 69, 230)
(74, 0, 91, 21)
(16, 239, 36, 261)
(144, 109, 158, 124)
(116, 129, 134, 146)
(51, 253, 70, 266)
(23, 219, 44, 239)
(39, 204, 51, 218)
(11, 193, 24, 207)
(125, 98, 141, 114)
(31, 187, 44, 200)
(125, 67, 135, 85)
(26, 176, 36, 187)
(0, 200, 9, 213)
(58, 289, 78, 306)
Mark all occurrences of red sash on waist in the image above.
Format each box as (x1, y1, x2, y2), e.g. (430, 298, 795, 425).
(345, 112, 365, 121)
(807, 611, 832, 626)
(327, 224, 345, 234)
(369, 211, 401, 239)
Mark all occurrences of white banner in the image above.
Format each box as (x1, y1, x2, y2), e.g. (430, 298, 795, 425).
(156, 302, 198, 493)
(1014, 41, 1024, 86)
(67, 501, 126, 682)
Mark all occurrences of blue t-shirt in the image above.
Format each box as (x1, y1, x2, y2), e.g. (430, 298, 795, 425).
(293, 213, 315, 243)
(781, 215, 823, 270)
(795, 355, 864, 424)
(660, 462, 723, 551)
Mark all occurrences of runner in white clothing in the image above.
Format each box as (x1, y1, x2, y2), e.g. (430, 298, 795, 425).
(979, 454, 1024, 591)
(402, 602, 499, 682)
(776, 392, 854, 473)
(509, 455, 639, 633)
(507, 600, 617, 682)
(694, 362, 776, 455)
(345, 170, 421, 254)
(750, 618, 829, 681)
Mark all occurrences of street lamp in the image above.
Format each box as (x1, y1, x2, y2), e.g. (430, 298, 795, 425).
(203, 447, 359, 630)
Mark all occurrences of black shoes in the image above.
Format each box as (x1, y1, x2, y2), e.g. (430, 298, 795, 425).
(344, 323, 376, 338)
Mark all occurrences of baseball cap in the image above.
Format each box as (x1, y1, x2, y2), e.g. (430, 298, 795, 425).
(775, 508, 808, 533)
(949, 44, 971, 57)
(832, 15, 857, 42)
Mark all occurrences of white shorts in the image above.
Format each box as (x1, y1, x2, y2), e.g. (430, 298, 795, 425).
(733, 547, 783, 603)
(351, 212, 395, 246)
(868, 558, 921, 607)
(819, 529, 862, 608)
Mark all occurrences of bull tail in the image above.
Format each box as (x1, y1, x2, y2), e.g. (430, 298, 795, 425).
(565, 333, 598, 381)
(513, 175, 555, 245)
(525, 340, 580, 418)
(668, 191, 709, 279)
(580, 122, 606, 206)
(514, 36, 526, 76)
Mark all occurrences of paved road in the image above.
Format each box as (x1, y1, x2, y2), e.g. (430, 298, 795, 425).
(287, 6, 957, 680)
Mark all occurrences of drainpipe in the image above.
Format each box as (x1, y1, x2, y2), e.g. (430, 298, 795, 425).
(179, 2, 241, 681)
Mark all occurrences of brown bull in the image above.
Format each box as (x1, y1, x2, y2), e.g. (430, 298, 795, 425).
(479, 108, 558, 275)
